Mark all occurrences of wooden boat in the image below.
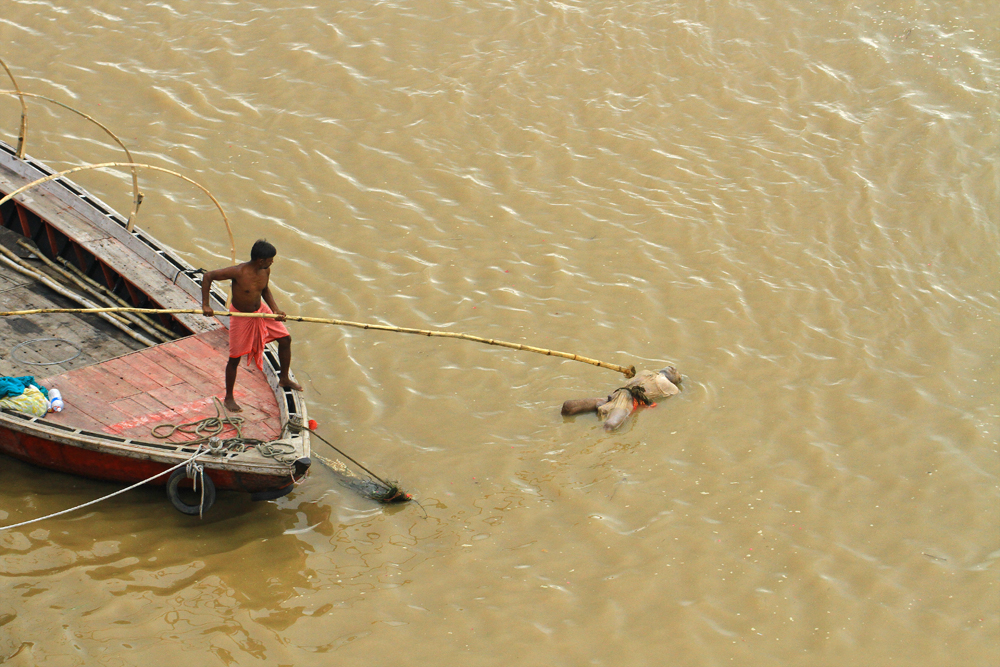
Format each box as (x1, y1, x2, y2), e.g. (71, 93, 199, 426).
(0, 129, 310, 514)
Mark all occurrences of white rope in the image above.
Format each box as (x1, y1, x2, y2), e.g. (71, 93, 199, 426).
(186, 458, 206, 519)
(0, 449, 208, 532)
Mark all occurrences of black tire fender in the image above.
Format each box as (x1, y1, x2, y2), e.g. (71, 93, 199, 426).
(166, 467, 216, 515)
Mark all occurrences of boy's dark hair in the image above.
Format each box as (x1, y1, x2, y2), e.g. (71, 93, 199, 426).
(250, 239, 277, 261)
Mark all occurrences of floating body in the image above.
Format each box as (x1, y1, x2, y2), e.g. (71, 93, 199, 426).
(562, 367, 682, 430)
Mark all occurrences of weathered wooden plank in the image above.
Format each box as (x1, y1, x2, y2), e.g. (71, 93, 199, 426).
(2, 147, 229, 312)
(1, 261, 136, 376)
(108, 391, 237, 442)
(99, 357, 167, 393)
(2, 155, 223, 337)
(239, 421, 282, 441)
(0, 169, 113, 245)
(178, 330, 279, 417)
(139, 344, 220, 389)
(147, 381, 214, 411)
(101, 395, 192, 438)
(64, 365, 146, 402)
(114, 349, 185, 388)
(229, 380, 275, 415)
(51, 382, 134, 429)
(54, 325, 143, 368)
(183, 329, 232, 361)
(224, 394, 269, 424)
(0, 334, 70, 378)
(77, 238, 220, 335)
(125, 389, 178, 414)
(164, 332, 229, 369)
(161, 333, 235, 385)
(107, 395, 169, 422)
(0, 267, 25, 291)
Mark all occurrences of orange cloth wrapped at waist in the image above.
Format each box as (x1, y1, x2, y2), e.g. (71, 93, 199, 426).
(229, 302, 289, 369)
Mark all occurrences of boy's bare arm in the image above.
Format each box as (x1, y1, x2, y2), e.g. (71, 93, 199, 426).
(261, 285, 286, 320)
(201, 265, 241, 316)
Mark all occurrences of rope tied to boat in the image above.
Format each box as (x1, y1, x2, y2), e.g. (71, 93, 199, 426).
(0, 448, 210, 532)
(287, 418, 411, 504)
(185, 454, 207, 519)
(151, 399, 301, 472)
(206, 436, 228, 456)
(254, 441, 299, 465)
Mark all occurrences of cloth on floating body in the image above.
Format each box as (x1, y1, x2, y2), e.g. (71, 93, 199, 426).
(562, 367, 681, 431)
(228, 302, 289, 370)
(0, 375, 48, 400)
(597, 369, 680, 430)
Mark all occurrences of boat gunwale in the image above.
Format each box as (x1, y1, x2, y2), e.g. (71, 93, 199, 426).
(0, 138, 230, 321)
(0, 405, 300, 477)
(0, 142, 310, 484)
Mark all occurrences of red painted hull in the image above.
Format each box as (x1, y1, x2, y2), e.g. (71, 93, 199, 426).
(0, 131, 310, 510)
(0, 424, 292, 494)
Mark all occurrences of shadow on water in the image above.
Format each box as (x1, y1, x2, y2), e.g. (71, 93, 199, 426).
(0, 455, 329, 636)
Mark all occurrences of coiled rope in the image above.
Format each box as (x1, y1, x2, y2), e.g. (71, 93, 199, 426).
(151, 398, 299, 465)
(185, 456, 208, 519)
(151, 397, 245, 445)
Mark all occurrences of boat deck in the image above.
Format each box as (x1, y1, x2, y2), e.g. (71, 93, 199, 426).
(41, 329, 283, 444)
(0, 142, 284, 447)
(0, 122, 307, 502)
(0, 245, 143, 377)
(0, 230, 283, 449)
(0, 143, 223, 336)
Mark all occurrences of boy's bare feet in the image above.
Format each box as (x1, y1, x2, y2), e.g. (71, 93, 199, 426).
(279, 376, 303, 391)
(223, 396, 243, 412)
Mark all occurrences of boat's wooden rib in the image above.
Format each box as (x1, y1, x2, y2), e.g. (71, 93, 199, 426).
(0, 143, 221, 335)
(0, 137, 310, 512)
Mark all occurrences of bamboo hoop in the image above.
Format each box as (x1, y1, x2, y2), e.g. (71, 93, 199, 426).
(0, 162, 236, 266)
(0, 306, 637, 378)
(0, 57, 27, 158)
(0, 89, 144, 229)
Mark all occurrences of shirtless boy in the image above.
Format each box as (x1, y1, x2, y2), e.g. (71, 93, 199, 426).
(201, 239, 302, 412)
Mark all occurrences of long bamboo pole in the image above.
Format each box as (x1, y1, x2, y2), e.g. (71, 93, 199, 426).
(0, 256, 156, 347)
(13, 239, 169, 339)
(0, 306, 637, 377)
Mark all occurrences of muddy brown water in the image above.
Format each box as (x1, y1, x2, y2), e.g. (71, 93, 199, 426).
(1, 1, 997, 665)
